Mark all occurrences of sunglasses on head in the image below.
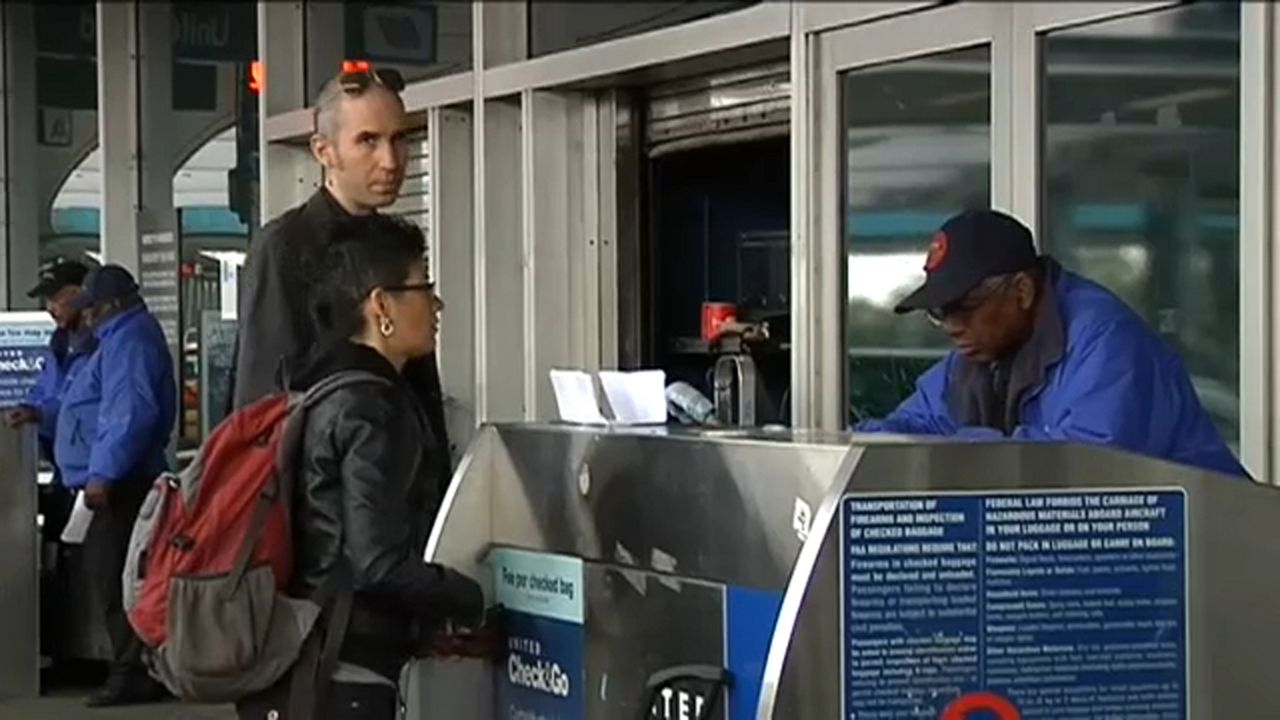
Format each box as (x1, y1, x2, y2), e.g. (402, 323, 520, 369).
(338, 67, 406, 95)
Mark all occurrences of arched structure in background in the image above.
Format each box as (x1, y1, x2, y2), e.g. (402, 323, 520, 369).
(49, 125, 243, 244)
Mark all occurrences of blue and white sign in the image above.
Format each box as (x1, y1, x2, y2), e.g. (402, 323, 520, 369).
(840, 490, 1188, 719)
(491, 548, 586, 720)
(0, 313, 55, 410)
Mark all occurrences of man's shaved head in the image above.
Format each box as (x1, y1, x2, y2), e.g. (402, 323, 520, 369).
(309, 78, 409, 215)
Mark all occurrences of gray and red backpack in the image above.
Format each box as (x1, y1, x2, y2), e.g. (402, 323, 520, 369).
(122, 371, 386, 707)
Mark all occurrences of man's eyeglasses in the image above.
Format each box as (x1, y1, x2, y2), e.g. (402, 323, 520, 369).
(339, 67, 406, 95)
(925, 275, 1014, 327)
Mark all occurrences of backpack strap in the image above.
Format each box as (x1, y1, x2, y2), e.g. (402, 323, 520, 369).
(298, 369, 393, 411)
(225, 370, 393, 599)
(287, 562, 354, 719)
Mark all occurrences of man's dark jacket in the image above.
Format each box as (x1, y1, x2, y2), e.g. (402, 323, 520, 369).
(230, 189, 452, 469)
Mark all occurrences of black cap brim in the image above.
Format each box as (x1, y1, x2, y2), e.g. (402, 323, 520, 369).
(893, 274, 982, 315)
(26, 279, 59, 299)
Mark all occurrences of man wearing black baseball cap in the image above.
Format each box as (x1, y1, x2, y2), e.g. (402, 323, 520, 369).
(54, 264, 175, 706)
(855, 209, 1245, 478)
(4, 260, 92, 451)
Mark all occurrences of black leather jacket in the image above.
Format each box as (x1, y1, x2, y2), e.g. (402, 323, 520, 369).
(290, 341, 481, 679)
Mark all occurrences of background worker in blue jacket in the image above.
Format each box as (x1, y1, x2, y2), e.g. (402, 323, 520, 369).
(854, 209, 1246, 479)
(55, 264, 175, 707)
(3, 260, 93, 463)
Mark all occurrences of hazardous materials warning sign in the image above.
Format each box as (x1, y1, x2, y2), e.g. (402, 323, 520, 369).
(840, 490, 1187, 720)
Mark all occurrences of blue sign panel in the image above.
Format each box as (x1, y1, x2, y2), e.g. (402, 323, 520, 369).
(726, 586, 783, 720)
(0, 313, 55, 410)
(491, 548, 586, 720)
(840, 490, 1187, 719)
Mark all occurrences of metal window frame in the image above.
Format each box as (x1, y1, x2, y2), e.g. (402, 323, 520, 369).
(1267, 2, 1280, 482)
(483, 2, 789, 98)
(471, 0, 489, 422)
(799, 1, 937, 36)
(813, 3, 1001, 431)
(1023, 0, 1261, 478)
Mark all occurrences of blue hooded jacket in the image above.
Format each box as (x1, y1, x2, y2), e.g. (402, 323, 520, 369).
(23, 326, 95, 449)
(55, 303, 176, 489)
(855, 262, 1246, 478)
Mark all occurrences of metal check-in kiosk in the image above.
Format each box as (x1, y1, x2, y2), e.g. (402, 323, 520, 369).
(0, 425, 41, 701)
(410, 423, 1279, 720)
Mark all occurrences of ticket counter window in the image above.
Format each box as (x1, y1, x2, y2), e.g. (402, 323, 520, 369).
(843, 45, 992, 425)
(1043, 3, 1241, 449)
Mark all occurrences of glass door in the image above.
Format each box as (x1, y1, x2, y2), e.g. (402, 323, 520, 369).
(813, 4, 999, 428)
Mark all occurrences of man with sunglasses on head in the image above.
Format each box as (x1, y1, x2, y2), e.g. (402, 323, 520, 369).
(854, 209, 1246, 478)
(231, 66, 452, 462)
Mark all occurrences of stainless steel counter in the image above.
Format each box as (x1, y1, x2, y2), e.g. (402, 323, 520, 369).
(0, 425, 40, 700)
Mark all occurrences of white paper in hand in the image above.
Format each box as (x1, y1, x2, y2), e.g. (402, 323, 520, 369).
(598, 370, 667, 425)
(550, 369, 607, 424)
(60, 491, 94, 545)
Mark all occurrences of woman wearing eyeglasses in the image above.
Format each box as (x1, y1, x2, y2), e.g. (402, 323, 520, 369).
(236, 215, 484, 720)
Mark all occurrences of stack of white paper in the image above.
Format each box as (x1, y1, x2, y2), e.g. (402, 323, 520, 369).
(549, 368, 668, 426)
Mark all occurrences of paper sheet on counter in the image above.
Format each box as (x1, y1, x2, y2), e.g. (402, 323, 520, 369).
(550, 369, 608, 424)
(598, 369, 667, 425)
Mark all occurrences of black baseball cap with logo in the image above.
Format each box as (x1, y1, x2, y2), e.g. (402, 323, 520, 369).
(26, 260, 90, 300)
(894, 209, 1039, 314)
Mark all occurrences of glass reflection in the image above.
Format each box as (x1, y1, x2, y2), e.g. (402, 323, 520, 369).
(1044, 2, 1241, 447)
(843, 45, 992, 424)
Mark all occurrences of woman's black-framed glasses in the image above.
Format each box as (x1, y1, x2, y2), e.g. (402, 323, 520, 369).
(339, 67, 406, 95)
(383, 281, 435, 296)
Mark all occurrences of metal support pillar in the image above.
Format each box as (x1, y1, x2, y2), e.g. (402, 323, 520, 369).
(523, 89, 614, 419)
(483, 97, 526, 421)
(1240, 0, 1273, 481)
(429, 107, 477, 461)
(134, 2, 180, 366)
(2, 2, 32, 308)
(96, 1, 139, 271)
(259, 2, 318, 223)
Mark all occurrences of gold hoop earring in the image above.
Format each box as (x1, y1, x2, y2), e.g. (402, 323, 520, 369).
(379, 316, 395, 338)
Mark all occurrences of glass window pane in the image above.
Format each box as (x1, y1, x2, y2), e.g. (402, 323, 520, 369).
(528, 1, 758, 59)
(305, 0, 472, 102)
(1043, 3, 1241, 448)
(843, 45, 992, 424)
